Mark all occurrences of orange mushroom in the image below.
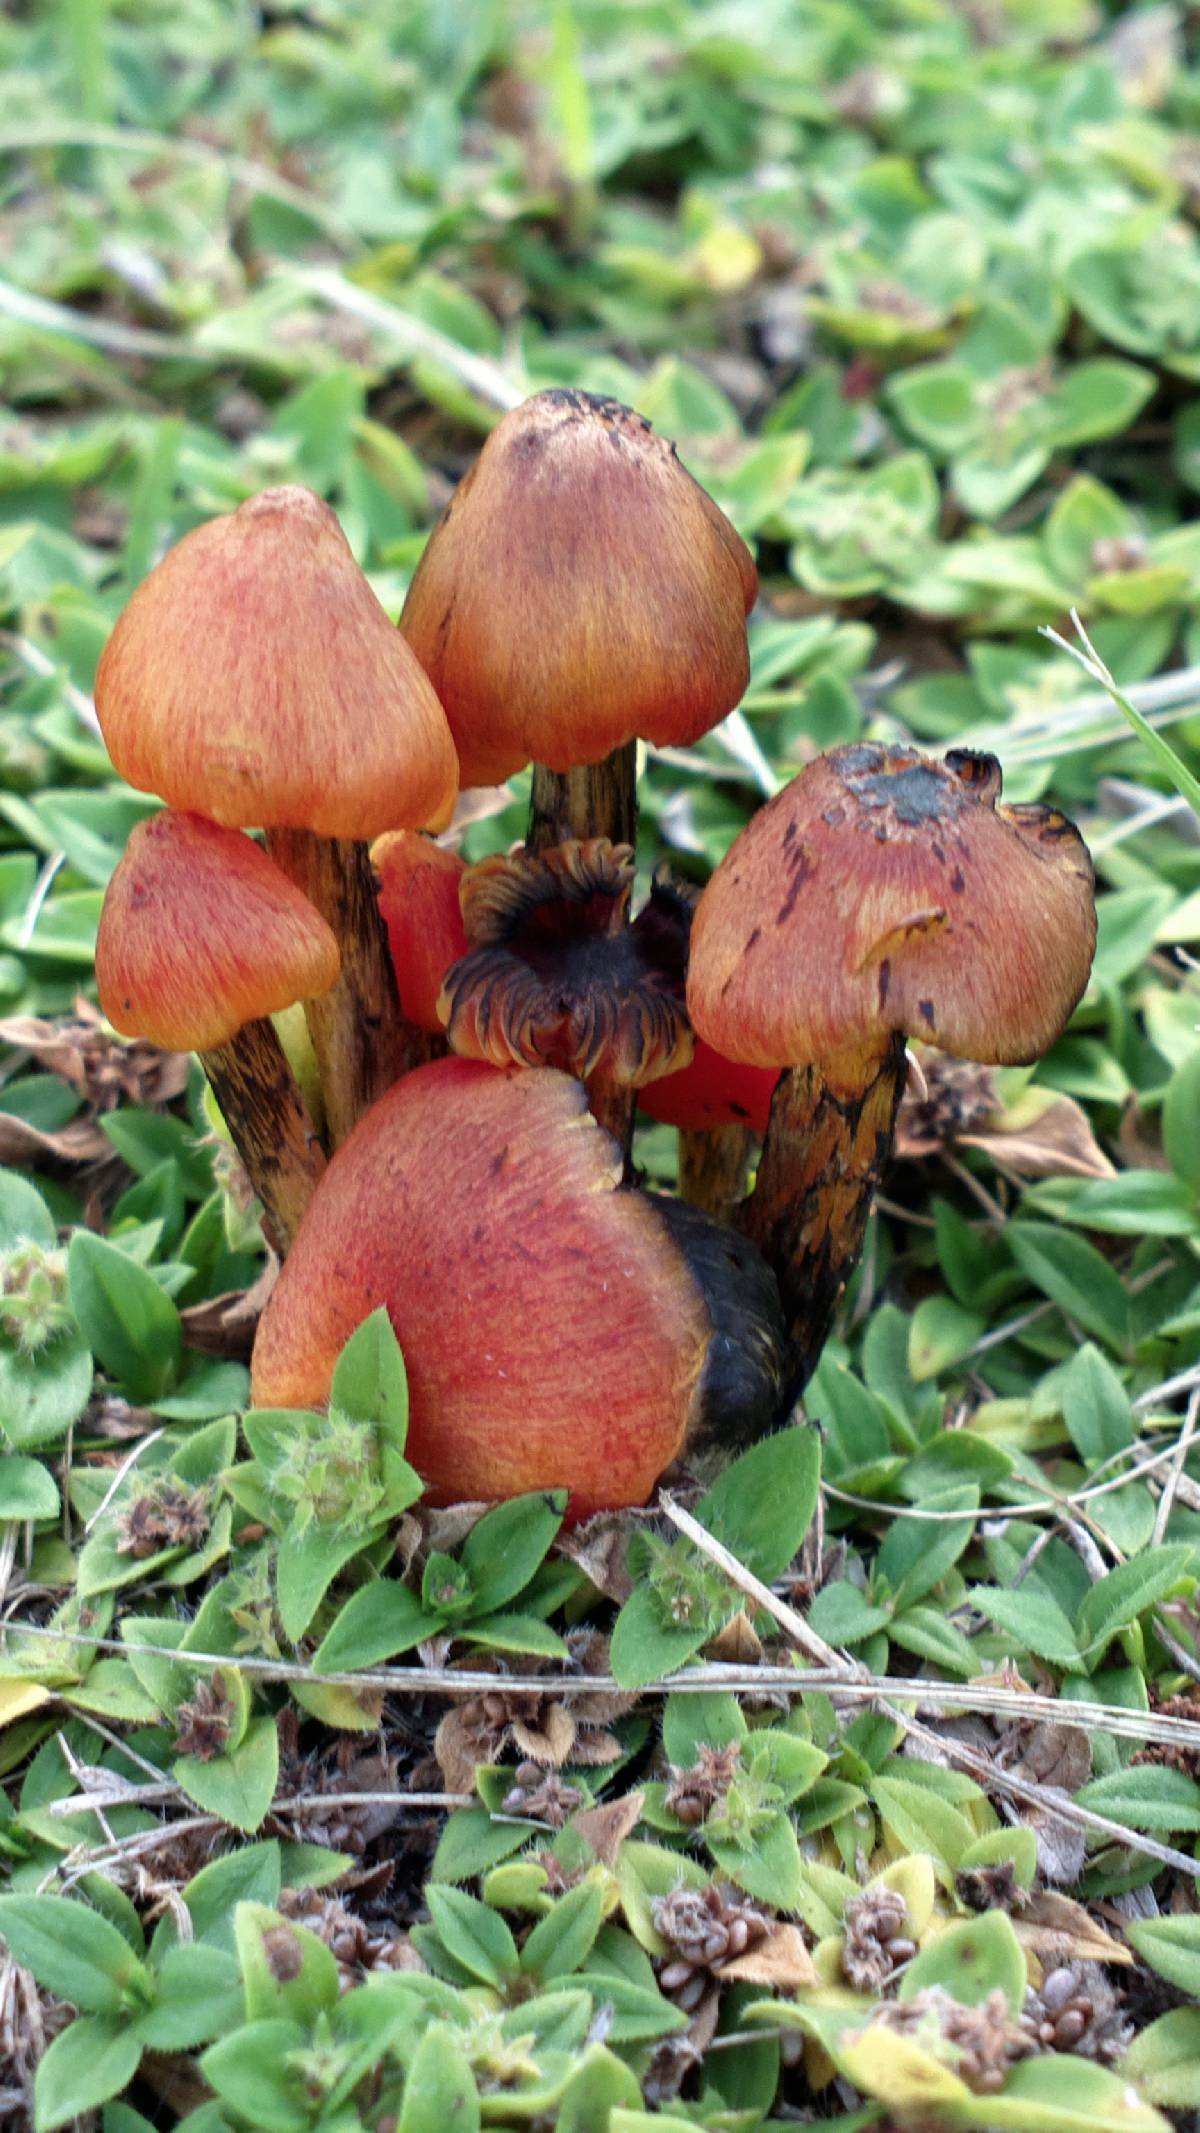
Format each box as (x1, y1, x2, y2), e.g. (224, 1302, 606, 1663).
(251, 1059, 787, 1514)
(372, 831, 467, 1033)
(437, 838, 693, 1147)
(687, 743, 1097, 1394)
(97, 810, 337, 1250)
(95, 486, 459, 1143)
(400, 389, 757, 852)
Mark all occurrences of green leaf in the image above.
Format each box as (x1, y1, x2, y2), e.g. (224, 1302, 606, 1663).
(1124, 2008, 1200, 2107)
(521, 1878, 606, 1982)
(979, 2051, 1169, 2130)
(34, 2015, 143, 2133)
(0, 1332, 94, 1450)
(184, 1842, 283, 1945)
(1126, 1914, 1200, 1996)
(200, 2018, 310, 2133)
(1007, 1223, 1132, 1352)
(132, 1944, 242, 2049)
(397, 2022, 481, 2133)
(967, 1584, 1081, 1667)
(709, 1807, 804, 1910)
(609, 1583, 714, 1690)
(425, 1884, 520, 1987)
(0, 1455, 60, 1521)
(459, 1491, 567, 1616)
(696, 1425, 820, 1583)
(329, 1306, 409, 1444)
(1163, 1049, 1200, 1194)
(68, 1231, 182, 1401)
(0, 1895, 152, 2013)
(0, 1169, 57, 1250)
(1077, 1765, 1200, 1833)
(234, 1902, 340, 2023)
(871, 1775, 977, 1876)
(174, 1715, 279, 1834)
(900, 1911, 1026, 2014)
(1076, 1547, 1194, 1659)
(312, 1579, 433, 1670)
(1058, 1344, 1133, 1468)
(908, 1297, 986, 1381)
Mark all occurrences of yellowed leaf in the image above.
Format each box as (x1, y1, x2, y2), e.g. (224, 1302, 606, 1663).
(0, 1677, 51, 1728)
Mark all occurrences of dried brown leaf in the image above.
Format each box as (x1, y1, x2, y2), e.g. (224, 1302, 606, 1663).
(718, 1921, 818, 1990)
(568, 1790, 645, 1866)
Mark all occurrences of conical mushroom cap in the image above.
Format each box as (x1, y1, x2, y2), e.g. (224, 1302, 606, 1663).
(96, 486, 458, 839)
(688, 744, 1096, 1069)
(97, 809, 340, 1052)
(400, 389, 758, 786)
(251, 1058, 710, 1515)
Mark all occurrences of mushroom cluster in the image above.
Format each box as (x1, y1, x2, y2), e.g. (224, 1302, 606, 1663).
(93, 392, 1097, 1513)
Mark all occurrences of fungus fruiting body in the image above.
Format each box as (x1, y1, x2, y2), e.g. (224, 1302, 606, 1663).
(438, 838, 693, 1145)
(400, 388, 757, 854)
(97, 810, 336, 1249)
(252, 1059, 785, 1511)
(687, 743, 1097, 1396)
(373, 831, 467, 1034)
(95, 485, 459, 1145)
(251, 1059, 710, 1516)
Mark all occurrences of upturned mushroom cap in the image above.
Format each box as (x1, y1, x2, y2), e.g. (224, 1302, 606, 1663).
(438, 839, 693, 1086)
(688, 743, 1096, 1069)
(373, 831, 467, 1032)
(97, 809, 340, 1052)
(250, 1058, 710, 1514)
(96, 486, 458, 839)
(400, 389, 758, 786)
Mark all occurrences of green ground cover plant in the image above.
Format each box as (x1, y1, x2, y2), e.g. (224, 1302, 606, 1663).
(4, 0, 1200, 2126)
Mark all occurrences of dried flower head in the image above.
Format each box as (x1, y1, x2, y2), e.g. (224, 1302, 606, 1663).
(842, 1885, 918, 1993)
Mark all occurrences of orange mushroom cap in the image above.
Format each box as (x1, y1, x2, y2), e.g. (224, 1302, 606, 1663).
(688, 744, 1096, 1071)
(400, 390, 757, 787)
(96, 486, 458, 839)
(639, 1041, 780, 1133)
(97, 809, 340, 1052)
(250, 1059, 710, 1515)
(373, 831, 468, 1032)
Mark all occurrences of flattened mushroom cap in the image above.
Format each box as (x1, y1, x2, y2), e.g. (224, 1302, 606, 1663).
(373, 831, 467, 1032)
(688, 744, 1096, 1069)
(250, 1059, 710, 1514)
(96, 486, 458, 839)
(97, 810, 340, 1052)
(439, 839, 693, 1086)
(400, 389, 757, 787)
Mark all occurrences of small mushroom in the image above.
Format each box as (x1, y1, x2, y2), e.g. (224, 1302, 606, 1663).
(436, 838, 693, 1150)
(400, 388, 756, 853)
(687, 743, 1097, 1398)
(373, 830, 467, 1034)
(251, 1059, 715, 1515)
(96, 810, 337, 1251)
(95, 486, 459, 1143)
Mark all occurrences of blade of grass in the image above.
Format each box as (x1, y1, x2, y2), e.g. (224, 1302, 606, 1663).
(1042, 611, 1200, 819)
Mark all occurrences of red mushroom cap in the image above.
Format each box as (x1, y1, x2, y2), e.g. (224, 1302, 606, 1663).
(250, 1059, 710, 1516)
(400, 390, 757, 787)
(96, 486, 458, 839)
(688, 744, 1096, 1071)
(373, 831, 467, 1033)
(97, 809, 340, 1052)
(639, 1041, 780, 1133)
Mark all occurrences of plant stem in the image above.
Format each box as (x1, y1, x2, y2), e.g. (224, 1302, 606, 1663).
(201, 1021, 325, 1255)
(266, 829, 429, 1147)
(678, 1122, 753, 1222)
(527, 740, 638, 853)
(741, 1034, 908, 1402)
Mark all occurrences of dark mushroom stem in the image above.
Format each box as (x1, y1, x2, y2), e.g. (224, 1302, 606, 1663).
(266, 830, 431, 1148)
(527, 740, 638, 856)
(200, 1021, 326, 1256)
(678, 1122, 755, 1222)
(741, 1033, 909, 1405)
